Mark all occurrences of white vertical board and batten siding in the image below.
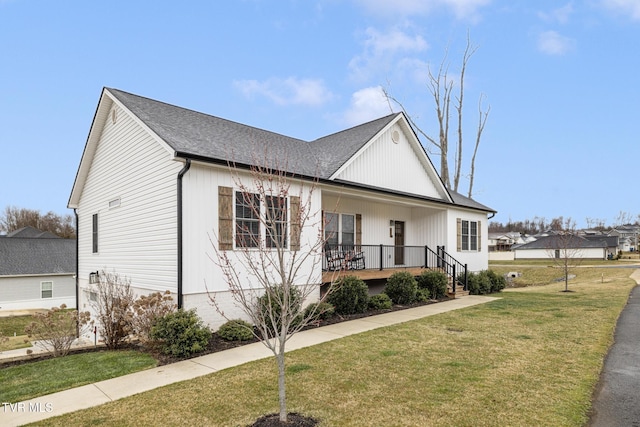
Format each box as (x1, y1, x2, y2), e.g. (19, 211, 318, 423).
(181, 163, 323, 294)
(322, 194, 447, 249)
(77, 102, 182, 294)
(333, 124, 443, 200)
(446, 208, 489, 273)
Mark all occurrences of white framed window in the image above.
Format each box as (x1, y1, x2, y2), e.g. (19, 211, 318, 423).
(235, 191, 288, 249)
(324, 213, 355, 247)
(460, 219, 479, 252)
(41, 281, 53, 299)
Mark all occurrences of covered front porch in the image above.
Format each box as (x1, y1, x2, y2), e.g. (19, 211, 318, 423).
(321, 244, 468, 295)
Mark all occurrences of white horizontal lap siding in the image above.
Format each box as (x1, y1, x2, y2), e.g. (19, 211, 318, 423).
(77, 104, 181, 294)
(0, 275, 75, 310)
(334, 125, 441, 199)
(182, 165, 323, 295)
(516, 247, 605, 260)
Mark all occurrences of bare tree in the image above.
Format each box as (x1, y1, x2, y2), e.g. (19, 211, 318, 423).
(546, 218, 582, 292)
(90, 270, 136, 349)
(0, 205, 75, 238)
(24, 305, 92, 357)
(384, 32, 489, 198)
(209, 158, 336, 423)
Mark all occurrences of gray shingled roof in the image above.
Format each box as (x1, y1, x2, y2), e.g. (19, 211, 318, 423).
(0, 237, 76, 276)
(516, 234, 607, 250)
(6, 226, 60, 239)
(108, 88, 397, 179)
(106, 88, 495, 213)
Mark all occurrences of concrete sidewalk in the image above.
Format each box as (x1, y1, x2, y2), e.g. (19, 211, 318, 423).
(0, 295, 497, 426)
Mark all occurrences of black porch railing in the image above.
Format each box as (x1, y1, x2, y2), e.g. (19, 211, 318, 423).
(323, 244, 468, 292)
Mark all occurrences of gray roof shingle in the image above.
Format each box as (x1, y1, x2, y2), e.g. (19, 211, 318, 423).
(516, 234, 607, 250)
(106, 88, 495, 213)
(0, 238, 76, 276)
(108, 88, 398, 179)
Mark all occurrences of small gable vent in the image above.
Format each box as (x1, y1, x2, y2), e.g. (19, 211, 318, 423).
(391, 130, 400, 144)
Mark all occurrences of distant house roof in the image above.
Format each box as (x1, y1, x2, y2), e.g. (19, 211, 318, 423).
(6, 226, 60, 239)
(584, 235, 619, 248)
(0, 229, 75, 276)
(515, 234, 607, 251)
(93, 88, 494, 214)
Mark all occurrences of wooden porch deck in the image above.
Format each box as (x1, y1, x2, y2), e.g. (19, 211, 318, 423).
(322, 267, 428, 283)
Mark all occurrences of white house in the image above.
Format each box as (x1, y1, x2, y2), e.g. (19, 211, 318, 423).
(513, 234, 608, 260)
(68, 88, 496, 330)
(0, 227, 76, 311)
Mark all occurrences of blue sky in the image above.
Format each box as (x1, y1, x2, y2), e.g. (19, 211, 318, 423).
(1, 0, 639, 229)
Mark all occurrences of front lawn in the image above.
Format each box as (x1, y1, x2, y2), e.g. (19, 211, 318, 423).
(30, 267, 636, 426)
(0, 314, 34, 352)
(0, 350, 157, 403)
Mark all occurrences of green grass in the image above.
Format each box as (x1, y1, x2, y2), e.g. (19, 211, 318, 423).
(0, 350, 157, 403)
(0, 314, 35, 352)
(30, 267, 636, 426)
(0, 314, 34, 336)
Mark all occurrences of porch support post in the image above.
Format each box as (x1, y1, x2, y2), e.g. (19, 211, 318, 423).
(464, 264, 468, 291)
(452, 264, 456, 295)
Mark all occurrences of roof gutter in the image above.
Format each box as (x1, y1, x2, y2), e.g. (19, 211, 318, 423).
(176, 159, 191, 309)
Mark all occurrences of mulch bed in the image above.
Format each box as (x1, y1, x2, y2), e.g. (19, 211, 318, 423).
(1, 299, 446, 369)
(155, 298, 444, 365)
(250, 412, 318, 426)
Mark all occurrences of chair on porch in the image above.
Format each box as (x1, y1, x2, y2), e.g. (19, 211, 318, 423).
(324, 245, 345, 271)
(343, 247, 365, 270)
(324, 245, 366, 271)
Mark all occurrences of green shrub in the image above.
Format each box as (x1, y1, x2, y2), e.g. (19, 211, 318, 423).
(466, 271, 492, 295)
(384, 272, 418, 304)
(217, 319, 254, 341)
(150, 309, 210, 357)
(256, 284, 303, 337)
(417, 270, 448, 299)
(416, 288, 431, 302)
(303, 302, 335, 321)
(328, 276, 369, 315)
(368, 293, 393, 310)
(483, 269, 507, 293)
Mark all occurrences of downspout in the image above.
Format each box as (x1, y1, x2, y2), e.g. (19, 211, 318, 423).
(74, 208, 80, 338)
(73, 209, 79, 312)
(177, 159, 191, 309)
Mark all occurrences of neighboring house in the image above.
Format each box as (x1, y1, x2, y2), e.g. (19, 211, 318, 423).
(488, 232, 535, 252)
(608, 225, 640, 252)
(0, 226, 76, 311)
(584, 235, 619, 259)
(68, 88, 496, 330)
(513, 234, 608, 260)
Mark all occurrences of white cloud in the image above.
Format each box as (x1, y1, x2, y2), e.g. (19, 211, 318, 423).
(354, 0, 492, 20)
(601, 0, 640, 21)
(537, 30, 574, 55)
(343, 86, 393, 126)
(233, 77, 335, 106)
(538, 3, 574, 24)
(349, 27, 428, 82)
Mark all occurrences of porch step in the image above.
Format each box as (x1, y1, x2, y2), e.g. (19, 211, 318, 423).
(447, 289, 470, 298)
